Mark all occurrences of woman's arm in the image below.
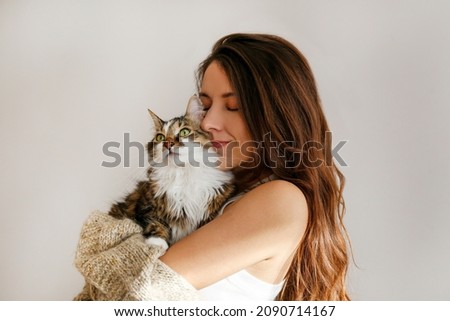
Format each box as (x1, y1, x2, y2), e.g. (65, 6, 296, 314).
(160, 179, 308, 289)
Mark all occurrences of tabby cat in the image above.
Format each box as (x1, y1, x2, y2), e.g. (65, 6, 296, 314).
(109, 96, 234, 249)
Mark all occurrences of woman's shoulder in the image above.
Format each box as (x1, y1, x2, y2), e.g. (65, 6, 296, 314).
(248, 178, 306, 198)
(228, 179, 308, 235)
(239, 179, 307, 216)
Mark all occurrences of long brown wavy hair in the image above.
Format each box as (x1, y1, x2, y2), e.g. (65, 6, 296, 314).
(196, 33, 350, 300)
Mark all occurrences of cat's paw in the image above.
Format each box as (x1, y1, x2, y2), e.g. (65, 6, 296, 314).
(145, 236, 169, 251)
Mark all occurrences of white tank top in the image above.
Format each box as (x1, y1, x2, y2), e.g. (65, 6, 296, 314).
(199, 269, 284, 301)
(199, 175, 284, 301)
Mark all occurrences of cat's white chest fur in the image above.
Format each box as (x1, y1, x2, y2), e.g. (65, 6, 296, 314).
(151, 163, 232, 242)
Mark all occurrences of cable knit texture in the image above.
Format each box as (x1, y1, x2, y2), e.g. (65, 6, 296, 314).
(73, 210, 200, 300)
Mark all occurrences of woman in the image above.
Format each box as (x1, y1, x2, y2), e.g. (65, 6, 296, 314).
(75, 33, 350, 301)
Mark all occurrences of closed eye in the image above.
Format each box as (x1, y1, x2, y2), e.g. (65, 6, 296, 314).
(198, 92, 239, 111)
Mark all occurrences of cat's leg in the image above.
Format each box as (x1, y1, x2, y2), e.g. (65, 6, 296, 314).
(145, 237, 169, 251)
(143, 221, 171, 250)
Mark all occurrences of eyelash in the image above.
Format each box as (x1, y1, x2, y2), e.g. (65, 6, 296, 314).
(202, 106, 239, 112)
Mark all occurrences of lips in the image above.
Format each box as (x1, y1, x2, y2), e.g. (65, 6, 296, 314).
(211, 140, 229, 153)
(211, 140, 229, 149)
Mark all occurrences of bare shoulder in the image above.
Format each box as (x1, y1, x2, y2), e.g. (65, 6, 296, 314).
(245, 179, 307, 204)
(221, 178, 309, 256)
(232, 179, 308, 227)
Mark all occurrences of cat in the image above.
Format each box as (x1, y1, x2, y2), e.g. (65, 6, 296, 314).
(108, 96, 234, 250)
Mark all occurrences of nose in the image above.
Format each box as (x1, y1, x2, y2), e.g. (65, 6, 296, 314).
(163, 138, 175, 149)
(201, 106, 223, 134)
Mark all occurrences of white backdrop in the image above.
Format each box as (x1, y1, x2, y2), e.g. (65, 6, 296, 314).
(1, 0, 449, 300)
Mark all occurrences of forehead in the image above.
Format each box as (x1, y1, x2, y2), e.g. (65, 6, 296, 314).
(201, 61, 234, 94)
(161, 117, 191, 135)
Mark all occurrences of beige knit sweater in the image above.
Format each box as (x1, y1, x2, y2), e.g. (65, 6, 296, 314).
(73, 210, 200, 300)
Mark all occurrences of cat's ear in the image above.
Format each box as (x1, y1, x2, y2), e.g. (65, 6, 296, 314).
(147, 109, 164, 129)
(185, 95, 205, 126)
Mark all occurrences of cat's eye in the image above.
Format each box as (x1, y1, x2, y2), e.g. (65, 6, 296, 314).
(179, 128, 191, 137)
(155, 133, 165, 142)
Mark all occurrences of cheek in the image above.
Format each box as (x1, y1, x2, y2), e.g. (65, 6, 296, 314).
(148, 142, 163, 159)
(178, 136, 206, 155)
(234, 119, 252, 142)
(178, 135, 208, 148)
(197, 134, 212, 146)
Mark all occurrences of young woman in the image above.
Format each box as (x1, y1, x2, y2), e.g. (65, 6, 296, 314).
(161, 33, 350, 301)
(74, 33, 350, 301)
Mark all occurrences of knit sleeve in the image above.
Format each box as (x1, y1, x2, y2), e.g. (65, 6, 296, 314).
(73, 210, 200, 300)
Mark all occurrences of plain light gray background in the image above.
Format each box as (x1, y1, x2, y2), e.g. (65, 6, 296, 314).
(1, 0, 449, 300)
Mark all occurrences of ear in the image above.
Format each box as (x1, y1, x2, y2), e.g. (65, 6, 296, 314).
(147, 108, 164, 127)
(185, 95, 205, 125)
(147, 108, 164, 134)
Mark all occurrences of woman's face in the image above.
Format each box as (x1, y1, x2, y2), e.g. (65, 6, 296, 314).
(199, 61, 254, 170)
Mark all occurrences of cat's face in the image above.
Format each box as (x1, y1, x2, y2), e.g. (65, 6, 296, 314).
(147, 97, 218, 168)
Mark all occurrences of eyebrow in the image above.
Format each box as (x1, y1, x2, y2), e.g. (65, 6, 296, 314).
(198, 92, 235, 99)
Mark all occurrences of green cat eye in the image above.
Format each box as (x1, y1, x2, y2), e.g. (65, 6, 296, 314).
(179, 128, 191, 137)
(155, 133, 165, 142)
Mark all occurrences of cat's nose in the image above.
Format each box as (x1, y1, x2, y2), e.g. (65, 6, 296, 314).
(163, 138, 175, 149)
